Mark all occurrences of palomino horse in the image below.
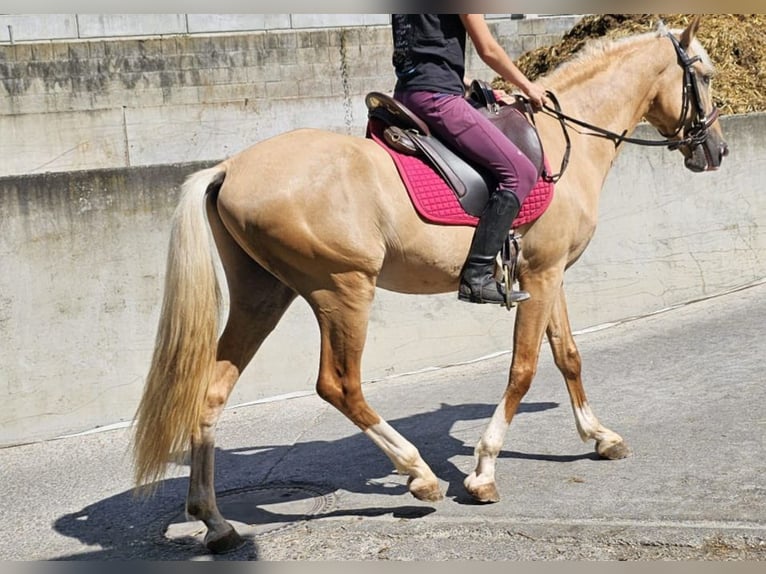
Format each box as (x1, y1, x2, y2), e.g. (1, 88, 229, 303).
(133, 17, 727, 552)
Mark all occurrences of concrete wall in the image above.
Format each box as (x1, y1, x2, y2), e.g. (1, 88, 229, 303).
(0, 14, 562, 42)
(1, 114, 764, 447)
(0, 15, 581, 176)
(0, 14, 391, 43)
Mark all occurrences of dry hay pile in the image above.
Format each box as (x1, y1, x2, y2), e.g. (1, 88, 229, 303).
(501, 14, 766, 115)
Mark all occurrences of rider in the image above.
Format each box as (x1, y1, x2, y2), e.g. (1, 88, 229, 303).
(391, 14, 548, 304)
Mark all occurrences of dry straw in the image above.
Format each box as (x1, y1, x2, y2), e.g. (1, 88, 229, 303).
(500, 14, 764, 116)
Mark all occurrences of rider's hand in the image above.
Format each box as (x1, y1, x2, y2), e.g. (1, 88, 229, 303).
(524, 82, 549, 110)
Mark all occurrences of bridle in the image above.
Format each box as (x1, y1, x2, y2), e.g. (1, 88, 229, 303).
(662, 32, 720, 149)
(531, 29, 720, 183)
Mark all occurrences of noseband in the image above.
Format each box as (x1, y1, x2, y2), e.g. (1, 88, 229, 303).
(535, 30, 720, 182)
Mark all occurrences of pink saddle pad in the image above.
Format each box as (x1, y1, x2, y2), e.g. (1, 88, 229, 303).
(368, 120, 554, 227)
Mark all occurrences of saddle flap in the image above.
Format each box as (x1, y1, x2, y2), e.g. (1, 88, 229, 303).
(404, 130, 491, 216)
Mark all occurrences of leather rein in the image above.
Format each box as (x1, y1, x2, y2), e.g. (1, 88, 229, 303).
(528, 30, 720, 183)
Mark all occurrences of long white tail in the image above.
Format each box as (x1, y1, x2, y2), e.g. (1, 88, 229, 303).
(132, 165, 226, 487)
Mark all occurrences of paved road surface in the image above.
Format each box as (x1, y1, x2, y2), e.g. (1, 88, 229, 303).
(1, 282, 764, 560)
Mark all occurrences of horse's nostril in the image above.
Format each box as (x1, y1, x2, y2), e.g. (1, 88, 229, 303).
(721, 143, 730, 158)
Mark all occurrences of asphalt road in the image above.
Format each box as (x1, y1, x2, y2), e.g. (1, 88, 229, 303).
(1, 282, 764, 561)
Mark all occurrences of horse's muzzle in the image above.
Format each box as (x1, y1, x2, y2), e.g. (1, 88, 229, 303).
(685, 138, 728, 172)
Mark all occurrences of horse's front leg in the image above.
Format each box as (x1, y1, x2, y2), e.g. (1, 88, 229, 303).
(464, 270, 561, 503)
(546, 285, 631, 459)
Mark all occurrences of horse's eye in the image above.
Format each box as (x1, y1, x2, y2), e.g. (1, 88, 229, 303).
(702, 74, 712, 86)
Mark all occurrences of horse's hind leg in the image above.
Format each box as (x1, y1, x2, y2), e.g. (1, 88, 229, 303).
(546, 285, 631, 459)
(186, 292, 295, 553)
(185, 199, 297, 554)
(306, 272, 443, 502)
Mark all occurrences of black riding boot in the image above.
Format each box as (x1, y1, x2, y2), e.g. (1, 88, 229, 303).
(458, 188, 530, 305)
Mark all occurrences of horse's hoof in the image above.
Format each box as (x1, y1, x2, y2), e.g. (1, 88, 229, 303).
(205, 524, 245, 554)
(408, 477, 443, 502)
(464, 474, 500, 503)
(467, 482, 500, 503)
(596, 440, 632, 460)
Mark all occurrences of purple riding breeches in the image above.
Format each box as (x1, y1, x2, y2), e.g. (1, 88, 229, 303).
(394, 90, 538, 203)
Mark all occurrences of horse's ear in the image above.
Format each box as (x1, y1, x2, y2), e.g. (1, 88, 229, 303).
(680, 15, 701, 49)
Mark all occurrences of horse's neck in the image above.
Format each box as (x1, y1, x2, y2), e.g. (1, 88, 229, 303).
(549, 38, 666, 147)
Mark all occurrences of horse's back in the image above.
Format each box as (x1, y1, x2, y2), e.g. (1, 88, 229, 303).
(210, 127, 475, 294)
(219, 128, 379, 209)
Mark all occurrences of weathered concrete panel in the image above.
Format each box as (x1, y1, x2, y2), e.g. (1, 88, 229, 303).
(0, 164, 199, 444)
(0, 109, 127, 176)
(0, 14, 78, 42)
(76, 14, 187, 39)
(566, 114, 766, 326)
(121, 96, 367, 167)
(290, 14, 389, 29)
(186, 14, 291, 33)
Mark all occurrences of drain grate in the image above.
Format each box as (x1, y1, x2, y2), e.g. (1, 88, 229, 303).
(161, 482, 337, 546)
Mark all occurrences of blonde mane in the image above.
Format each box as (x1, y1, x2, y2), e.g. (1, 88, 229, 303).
(541, 27, 713, 92)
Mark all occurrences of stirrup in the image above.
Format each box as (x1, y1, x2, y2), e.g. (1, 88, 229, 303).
(500, 233, 530, 310)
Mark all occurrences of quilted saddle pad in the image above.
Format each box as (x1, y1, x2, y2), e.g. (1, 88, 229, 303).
(368, 120, 554, 227)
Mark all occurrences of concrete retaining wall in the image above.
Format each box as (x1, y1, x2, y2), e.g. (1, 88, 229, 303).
(1, 114, 764, 446)
(0, 15, 581, 176)
(0, 14, 563, 43)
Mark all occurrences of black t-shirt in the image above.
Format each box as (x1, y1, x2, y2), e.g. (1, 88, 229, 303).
(391, 14, 467, 95)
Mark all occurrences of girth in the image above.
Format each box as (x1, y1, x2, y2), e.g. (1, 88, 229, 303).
(365, 82, 544, 217)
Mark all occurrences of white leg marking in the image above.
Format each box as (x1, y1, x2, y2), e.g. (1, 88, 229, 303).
(464, 402, 510, 494)
(365, 420, 435, 480)
(574, 402, 623, 446)
(573, 402, 601, 441)
(474, 403, 508, 475)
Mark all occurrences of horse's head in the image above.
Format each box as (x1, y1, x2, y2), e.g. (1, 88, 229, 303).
(644, 16, 729, 172)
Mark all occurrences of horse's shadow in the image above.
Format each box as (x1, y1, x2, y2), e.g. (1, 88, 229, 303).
(51, 400, 589, 560)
